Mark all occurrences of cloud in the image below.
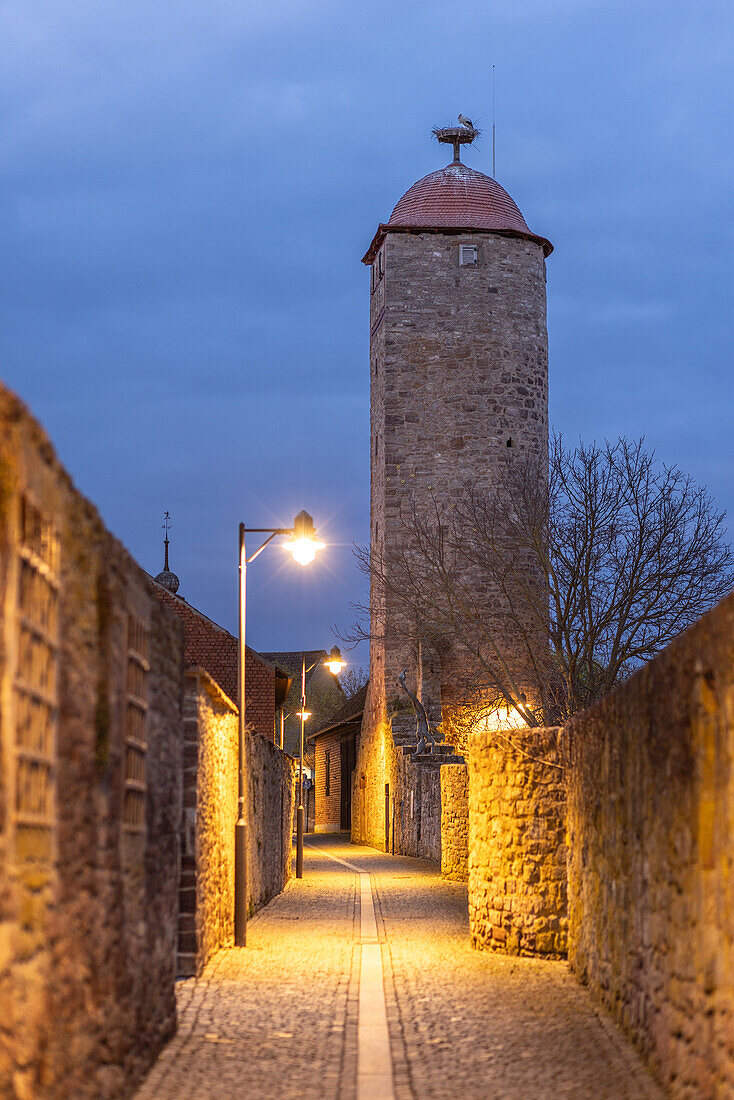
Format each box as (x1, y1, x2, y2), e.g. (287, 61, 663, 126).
(1, 0, 732, 647)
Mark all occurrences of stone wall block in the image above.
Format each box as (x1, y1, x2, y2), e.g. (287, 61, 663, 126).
(468, 726, 567, 959)
(0, 382, 185, 1099)
(440, 764, 469, 881)
(184, 669, 297, 976)
(566, 591, 734, 1097)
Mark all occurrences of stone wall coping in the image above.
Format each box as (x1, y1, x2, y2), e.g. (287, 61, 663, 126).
(185, 665, 238, 715)
(362, 222, 553, 265)
(566, 588, 734, 736)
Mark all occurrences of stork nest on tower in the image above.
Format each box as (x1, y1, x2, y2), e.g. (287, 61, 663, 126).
(432, 124, 481, 144)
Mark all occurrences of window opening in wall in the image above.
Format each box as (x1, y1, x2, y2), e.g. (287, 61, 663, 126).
(125, 613, 149, 831)
(324, 751, 331, 797)
(14, 496, 60, 860)
(377, 250, 384, 281)
(506, 437, 514, 448)
(459, 244, 478, 266)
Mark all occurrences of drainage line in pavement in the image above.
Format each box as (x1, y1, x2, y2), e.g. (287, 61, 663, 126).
(304, 845, 396, 1100)
(357, 873, 395, 1100)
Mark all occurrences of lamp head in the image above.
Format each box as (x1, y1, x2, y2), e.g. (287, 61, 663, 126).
(283, 510, 325, 566)
(296, 709, 311, 721)
(325, 646, 346, 675)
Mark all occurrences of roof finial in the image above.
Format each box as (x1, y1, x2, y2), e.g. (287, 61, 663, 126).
(163, 510, 172, 570)
(433, 115, 479, 164)
(155, 510, 180, 594)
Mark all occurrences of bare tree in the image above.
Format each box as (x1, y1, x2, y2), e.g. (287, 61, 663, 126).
(349, 436, 733, 728)
(338, 665, 369, 699)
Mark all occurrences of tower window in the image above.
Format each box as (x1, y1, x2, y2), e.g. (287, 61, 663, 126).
(459, 244, 478, 267)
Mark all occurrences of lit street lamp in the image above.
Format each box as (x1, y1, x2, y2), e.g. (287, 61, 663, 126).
(325, 646, 347, 675)
(237, 510, 323, 947)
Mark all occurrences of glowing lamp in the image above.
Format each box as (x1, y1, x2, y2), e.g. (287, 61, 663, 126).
(283, 510, 325, 566)
(296, 709, 311, 721)
(325, 646, 346, 675)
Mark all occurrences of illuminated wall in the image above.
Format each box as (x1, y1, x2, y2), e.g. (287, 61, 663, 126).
(0, 381, 184, 1099)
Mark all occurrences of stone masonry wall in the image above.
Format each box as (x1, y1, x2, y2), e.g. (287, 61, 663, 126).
(352, 682, 398, 852)
(355, 218, 550, 857)
(441, 763, 469, 881)
(247, 728, 296, 915)
(352, 683, 446, 863)
(469, 726, 566, 958)
(0, 383, 184, 1100)
(566, 592, 734, 1098)
(370, 229, 549, 704)
(179, 668, 296, 977)
(178, 669, 238, 977)
(393, 758, 442, 861)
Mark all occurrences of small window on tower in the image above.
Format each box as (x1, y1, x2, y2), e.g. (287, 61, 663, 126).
(377, 250, 384, 280)
(459, 244, 478, 267)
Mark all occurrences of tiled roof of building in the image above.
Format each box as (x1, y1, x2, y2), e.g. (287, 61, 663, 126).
(148, 577, 291, 714)
(261, 650, 327, 686)
(392, 162, 530, 231)
(362, 161, 552, 263)
(308, 682, 368, 741)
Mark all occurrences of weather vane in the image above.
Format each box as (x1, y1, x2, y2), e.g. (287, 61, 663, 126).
(154, 511, 180, 594)
(162, 511, 172, 570)
(433, 114, 480, 164)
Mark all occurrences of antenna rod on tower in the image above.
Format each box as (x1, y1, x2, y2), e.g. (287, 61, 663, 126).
(492, 65, 496, 177)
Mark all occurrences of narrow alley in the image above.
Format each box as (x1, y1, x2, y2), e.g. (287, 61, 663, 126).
(135, 836, 662, 1100)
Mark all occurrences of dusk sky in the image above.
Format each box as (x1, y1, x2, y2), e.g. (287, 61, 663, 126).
(1, 1, 732, 664)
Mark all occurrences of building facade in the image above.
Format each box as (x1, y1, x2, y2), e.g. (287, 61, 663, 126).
(309, 683, 366, 833)
(353, 134, 552, 851)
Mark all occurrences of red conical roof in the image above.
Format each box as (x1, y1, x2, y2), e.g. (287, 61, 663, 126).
(390, 162, 530, 231)
(363, 160, 552, 262)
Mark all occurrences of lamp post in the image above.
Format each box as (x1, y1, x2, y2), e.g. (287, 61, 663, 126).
(294, 646, 346, 878)
(295, 655, 311, 879)
(236, 510, 324, 947)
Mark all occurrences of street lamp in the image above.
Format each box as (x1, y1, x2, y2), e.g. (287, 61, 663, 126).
(236, 510, 323, 947)
(325, 646, 347, 675)
(293, 647, 348, 878)
(282, 510, 325, 566)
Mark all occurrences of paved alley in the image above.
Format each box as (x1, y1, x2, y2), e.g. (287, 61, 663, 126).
(135, 836, 663, 1100)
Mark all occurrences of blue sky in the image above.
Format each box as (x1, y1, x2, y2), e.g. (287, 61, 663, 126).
(1, 0, 732, 661)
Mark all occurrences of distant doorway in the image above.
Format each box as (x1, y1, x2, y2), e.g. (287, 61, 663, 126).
(340, 734, 357, 830)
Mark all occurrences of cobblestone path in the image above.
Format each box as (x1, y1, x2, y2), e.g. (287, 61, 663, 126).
(135, 835, 663, 1100)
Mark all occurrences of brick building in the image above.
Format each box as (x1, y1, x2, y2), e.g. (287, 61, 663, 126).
(308, 683, 366, 832)
(150, 575, 291, 742)
(353, 127, 552, 851)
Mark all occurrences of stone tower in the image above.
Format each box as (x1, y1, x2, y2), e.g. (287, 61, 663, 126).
(353, 125, 552, 851)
